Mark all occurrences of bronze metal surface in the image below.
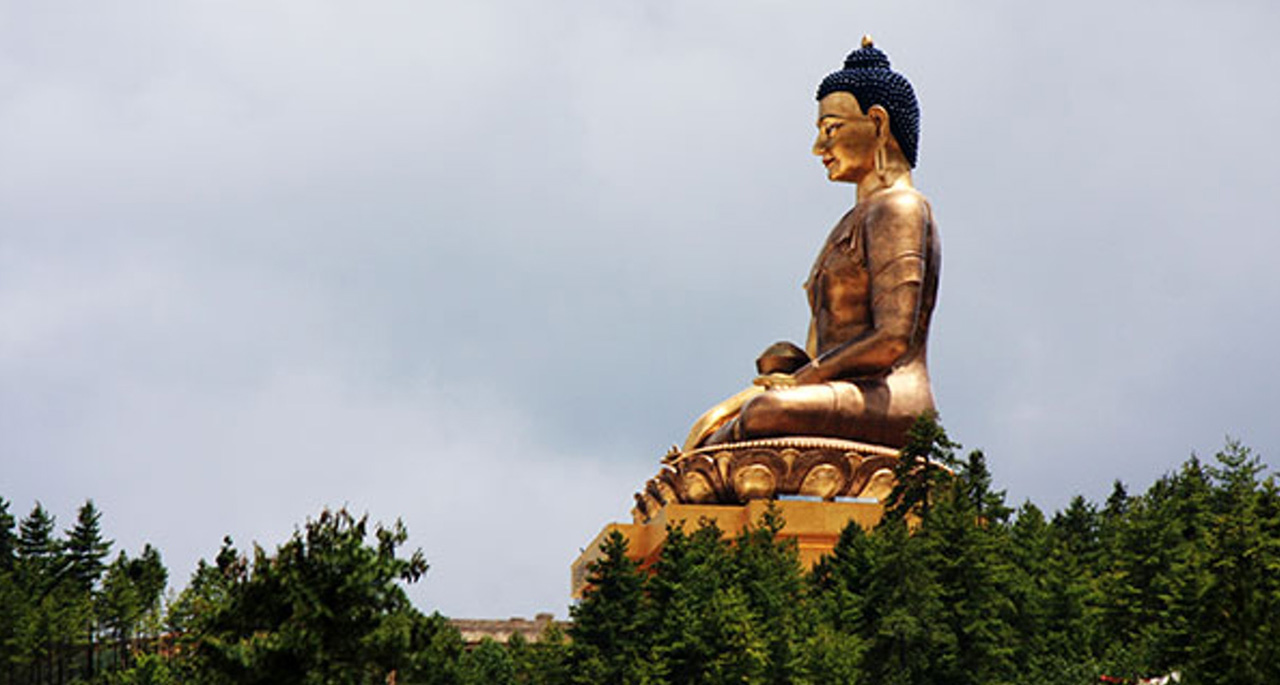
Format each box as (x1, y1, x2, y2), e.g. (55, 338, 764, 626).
(684, 89, 940, 451)
(633, 437, 900, 522)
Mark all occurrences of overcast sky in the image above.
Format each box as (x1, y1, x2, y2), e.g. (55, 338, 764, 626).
(4, 0, 1279, 619)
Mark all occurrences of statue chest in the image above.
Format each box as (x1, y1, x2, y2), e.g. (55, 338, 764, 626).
(806, 211, 872, 349)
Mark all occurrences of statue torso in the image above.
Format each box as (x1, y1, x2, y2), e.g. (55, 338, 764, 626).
(804, 189, 939, 377)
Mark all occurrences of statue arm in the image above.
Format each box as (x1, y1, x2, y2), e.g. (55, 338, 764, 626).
(793, 192, 930, 384)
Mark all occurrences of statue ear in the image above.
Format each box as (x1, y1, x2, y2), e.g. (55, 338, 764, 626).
(866, 104, 891, 143)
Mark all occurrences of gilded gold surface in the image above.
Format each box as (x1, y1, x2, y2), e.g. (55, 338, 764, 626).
(633, 437, 900, 521)
(683, 88, 940, 452)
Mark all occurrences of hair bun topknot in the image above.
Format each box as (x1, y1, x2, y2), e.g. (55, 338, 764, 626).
(843, 45, 890, 71)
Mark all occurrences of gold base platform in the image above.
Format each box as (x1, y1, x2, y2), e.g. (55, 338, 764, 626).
(571, 498, 885, 599)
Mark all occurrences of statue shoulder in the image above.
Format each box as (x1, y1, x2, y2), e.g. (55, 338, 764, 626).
(860, 187, 935, 256)
(865, 187, 931, 225)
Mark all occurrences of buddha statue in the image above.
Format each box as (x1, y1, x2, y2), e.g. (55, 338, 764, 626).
(683, 36, 940, 453)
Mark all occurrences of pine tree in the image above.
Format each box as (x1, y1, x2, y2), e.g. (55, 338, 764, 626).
(458, 638, 516, 685)
(64, 499, 112, 591)
(0, 497, 16, 572)
(1008, 502, 1054, 675)
(885, 412, 960, 522)
(17, 503, 61, 589)
(391, 610, 465, 685)
(860, 517, 953, 685)
(960, 453, 1019, 682)
(809, 521, 875, 630)
(176, 508, 428, 684)
(99, 544, 168, 671)
(508, 624, 570, 685)
(568, 530, 648, 685)
(1188, 441, 1280, 684)
(100, 551, 145, 669)
(642, 522, 734, 684)
(62, 500, 113, 684)
(1051, 496, 1101, 565)
(0, 497, 20, 685)
(730, 505, 810, 684)
(15, 503, 69, 684)
(957, 450, 1012, 523)
(806, 522, 874, 682)
(1156, 458, 1214, 671)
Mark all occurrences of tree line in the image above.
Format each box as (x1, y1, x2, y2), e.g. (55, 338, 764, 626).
(564, 420, 1280, 685)
(0, 497, 166, 685)
(3, 416, 1279, 683)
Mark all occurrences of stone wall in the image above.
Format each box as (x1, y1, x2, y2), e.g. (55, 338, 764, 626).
(449, 613, 565, 645)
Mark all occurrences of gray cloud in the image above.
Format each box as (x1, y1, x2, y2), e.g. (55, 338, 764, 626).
(3, 0, 1279, 618)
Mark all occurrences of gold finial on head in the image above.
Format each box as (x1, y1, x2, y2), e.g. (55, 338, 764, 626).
(861, 34, 875, 48)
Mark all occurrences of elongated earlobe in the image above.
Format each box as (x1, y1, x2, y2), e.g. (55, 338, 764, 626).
(869, 105, 891, 143)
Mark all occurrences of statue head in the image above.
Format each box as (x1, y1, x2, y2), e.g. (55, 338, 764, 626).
(816, 37, 920, 168)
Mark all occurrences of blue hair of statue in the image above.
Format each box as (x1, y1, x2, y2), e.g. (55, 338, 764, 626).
(817, 44, 920, 168)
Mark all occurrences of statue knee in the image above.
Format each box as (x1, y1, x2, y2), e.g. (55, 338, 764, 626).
(736, 392, 788, 438)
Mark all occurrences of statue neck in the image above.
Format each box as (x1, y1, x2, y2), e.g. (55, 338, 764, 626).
(855, 164, 913, 203)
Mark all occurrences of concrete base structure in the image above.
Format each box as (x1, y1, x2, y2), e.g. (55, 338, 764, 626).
(571, 498, 885, 599)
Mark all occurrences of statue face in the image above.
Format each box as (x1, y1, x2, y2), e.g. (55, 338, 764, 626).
(813, 92, 877, 184)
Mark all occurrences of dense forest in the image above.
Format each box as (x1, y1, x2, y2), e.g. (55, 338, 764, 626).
(3, 418, 1279, 684)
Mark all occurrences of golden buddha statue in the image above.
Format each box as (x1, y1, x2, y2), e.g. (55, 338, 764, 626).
(684, 36, 939, 453)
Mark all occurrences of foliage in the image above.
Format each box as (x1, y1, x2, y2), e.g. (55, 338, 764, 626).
(0, 499, 165, 685)
(64, 501, 111, 593)
(172, 507, 428, 685)
(108, 653, 173, 685)
(458, 638, 516, 684)
(884, 411, 961, 522)
(555, 420, 1280, 684)
(567, 530, 648, 684)
(8, 418, 1280, 684)
(567, 511, 814, 685)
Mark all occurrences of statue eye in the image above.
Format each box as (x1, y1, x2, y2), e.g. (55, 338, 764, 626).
(824, 123, 841, 137)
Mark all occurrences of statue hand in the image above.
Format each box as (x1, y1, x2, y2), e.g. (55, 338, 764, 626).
(753, 373, 798, 390)
(790, 362, 825, 385)
(756, 341, 810, 375)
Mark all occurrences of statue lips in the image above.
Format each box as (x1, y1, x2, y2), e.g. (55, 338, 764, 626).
(822, 155, 838, 178)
